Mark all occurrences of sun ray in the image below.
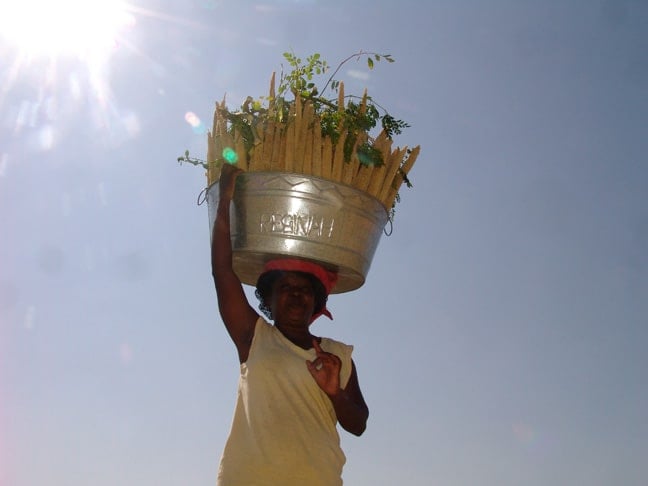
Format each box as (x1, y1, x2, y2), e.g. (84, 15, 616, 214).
(0, 0, 135, 57)
(0, 0, 210, 155)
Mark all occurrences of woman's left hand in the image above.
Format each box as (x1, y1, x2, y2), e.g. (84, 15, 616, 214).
(306, 338, 341, 397)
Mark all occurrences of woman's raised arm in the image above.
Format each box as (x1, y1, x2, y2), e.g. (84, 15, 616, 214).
(211, 164, 259, 363)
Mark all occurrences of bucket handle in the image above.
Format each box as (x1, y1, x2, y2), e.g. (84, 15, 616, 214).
(196, 187, 208, 206)
(383, 218, 393, 237)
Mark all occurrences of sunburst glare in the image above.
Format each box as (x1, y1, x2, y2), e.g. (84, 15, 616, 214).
(0, 0, 135, 57)
(0, 0, 139, 150)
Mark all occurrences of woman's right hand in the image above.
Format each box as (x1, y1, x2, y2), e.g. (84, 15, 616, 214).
(219, 163, 243, 201)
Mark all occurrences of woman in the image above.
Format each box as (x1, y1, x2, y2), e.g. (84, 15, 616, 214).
(211, 163, 369, 485)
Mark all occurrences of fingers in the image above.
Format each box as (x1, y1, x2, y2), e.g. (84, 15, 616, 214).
(306, 359, 324, 372)
(222, 162, 243, 176)
(306, 350, 341, 396)
(312, 338, 323, 354)
(219, 164, 243, 200)
(311, 339, 341, 367)
(220, 164, 243, 185)
(309, 353, 340, 370)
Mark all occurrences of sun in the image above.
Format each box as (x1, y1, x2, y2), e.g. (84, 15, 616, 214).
(0, 0, 142, 151)
(0, 0, 134, 57)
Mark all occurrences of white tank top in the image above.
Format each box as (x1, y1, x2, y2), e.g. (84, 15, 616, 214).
(217, 317, 354, 485)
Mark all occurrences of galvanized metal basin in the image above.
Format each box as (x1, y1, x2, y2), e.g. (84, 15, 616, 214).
(207, 172, 389, 293)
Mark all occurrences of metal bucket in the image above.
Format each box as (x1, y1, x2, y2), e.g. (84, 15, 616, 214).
(207, 172, 389, 293)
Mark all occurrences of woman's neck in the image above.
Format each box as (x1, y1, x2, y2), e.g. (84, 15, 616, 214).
(275, 324, 316, 350)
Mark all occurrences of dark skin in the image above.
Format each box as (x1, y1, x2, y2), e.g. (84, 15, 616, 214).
(211, 163, 368, 436)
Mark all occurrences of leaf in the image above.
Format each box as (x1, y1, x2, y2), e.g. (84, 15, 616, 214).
(179, 50, 415, 221)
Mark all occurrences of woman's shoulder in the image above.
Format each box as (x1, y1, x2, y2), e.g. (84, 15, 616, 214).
(320, 336, 353, 357)
(253, 316, 273, 332)
(249, 316, 274, 342)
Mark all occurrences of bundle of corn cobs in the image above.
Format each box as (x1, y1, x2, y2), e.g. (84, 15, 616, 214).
(206, 73, 420, 214)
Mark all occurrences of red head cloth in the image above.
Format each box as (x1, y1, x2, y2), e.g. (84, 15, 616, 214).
(262, 258, 338, 322)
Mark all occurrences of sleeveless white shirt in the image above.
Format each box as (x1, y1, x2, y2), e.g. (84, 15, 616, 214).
(217, 317, 354, 485)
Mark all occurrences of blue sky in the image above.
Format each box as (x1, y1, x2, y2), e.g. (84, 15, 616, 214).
(1, 1, 647, 485)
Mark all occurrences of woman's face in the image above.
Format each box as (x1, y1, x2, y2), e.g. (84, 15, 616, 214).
(269, 272, 316, 326)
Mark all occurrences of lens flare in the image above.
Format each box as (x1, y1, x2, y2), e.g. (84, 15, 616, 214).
(0, 0, 134, 56)
(0, 154, 8, 177)
(184, 111, 206, 134)
(512, 422, 535, 444)
(36, 125, 56, 151)
(24, 305, 36, 330)
(120, 342, 133, 365)
(222, 147, 238, 164)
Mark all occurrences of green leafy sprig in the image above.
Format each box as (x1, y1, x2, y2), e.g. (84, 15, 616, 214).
(207, 50, 410, 167)
(178, 50, 418, 220)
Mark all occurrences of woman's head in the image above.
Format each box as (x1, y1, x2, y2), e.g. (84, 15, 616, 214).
(255, 270, 328, 322)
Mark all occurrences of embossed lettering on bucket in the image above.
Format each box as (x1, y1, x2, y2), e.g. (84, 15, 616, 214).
(207, 172, 389, 293)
